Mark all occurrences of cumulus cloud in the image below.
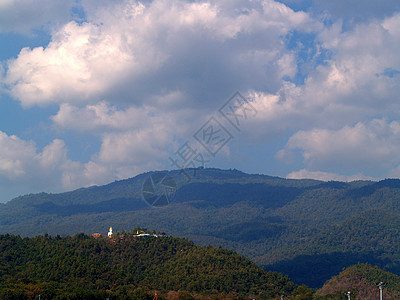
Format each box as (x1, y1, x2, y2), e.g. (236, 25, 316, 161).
(295, 14, 400, 126)
(0, 128, 169, 198)
(241, 12, 400, 141)
(3, 0, 400, 197)
(49, 99, 202, 189)
(277, 119, 400, 171)
(249, 12, 400, 180)
(59, 127, 173, 190)
(0, 0, 326, 194)
(2, 0, 321, 107)
(313, 15, 400, 108)
(0, 131, 36, 179)
(51, 102, 150, 132)
(3, 21, 135, 106)
(51, 97, 193, 136)
(0, 131, 71, 192)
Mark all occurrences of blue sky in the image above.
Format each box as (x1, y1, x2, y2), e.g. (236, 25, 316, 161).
(1, 0, 400, 202)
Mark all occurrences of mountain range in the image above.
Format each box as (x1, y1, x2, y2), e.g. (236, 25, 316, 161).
(1, 168, 400, 288)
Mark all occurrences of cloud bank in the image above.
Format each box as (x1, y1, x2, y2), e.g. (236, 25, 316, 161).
(1, 0, 400, 199)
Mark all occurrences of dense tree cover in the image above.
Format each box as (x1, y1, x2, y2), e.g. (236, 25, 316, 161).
(0, 231, 303, 299)
(2, 168, 400, 287)
(2, 229, 399, 300)
(317, 263, 400, 299)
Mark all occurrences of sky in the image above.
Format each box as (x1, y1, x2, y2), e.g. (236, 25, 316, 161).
(1, 0, 400, 202)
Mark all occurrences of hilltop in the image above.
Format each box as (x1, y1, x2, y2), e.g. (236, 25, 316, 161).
(317, 263, 400, 299)
(3, 230, 400, 299)
(0, 230, 303, 299)
(2, 168, 400, 287)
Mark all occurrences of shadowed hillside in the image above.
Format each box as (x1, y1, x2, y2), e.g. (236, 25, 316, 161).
(3, 168, 400, 288)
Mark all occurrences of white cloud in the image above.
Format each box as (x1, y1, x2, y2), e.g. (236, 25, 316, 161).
(278, 119, 400, 170)
(286, 169, 376, 182)
(0, 0, 325, 195)
(0, 129, 167, 196)
(4, 20, 135, 106)
(37, 139, 68, 171)
(2, 0, 320, 107)
(47, 3, 400, 187)
(98, 130, 169, 164)
(0, 131, 71, 192)
(3, 0, 400, 200)
(49, 98, 197, 189)
(0, 131, 36, 179)
(51, 102, 149, 132)
(59, 128, 171, 190)
(241, 12, 400, 141)
(312, 15, 400, 108)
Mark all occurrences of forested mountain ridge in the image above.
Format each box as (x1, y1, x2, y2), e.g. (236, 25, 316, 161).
(0, 231, 304, 299)
(3, 232, 400, 299)
(2, 168, 400, 287)
(4, 230, 400, 299)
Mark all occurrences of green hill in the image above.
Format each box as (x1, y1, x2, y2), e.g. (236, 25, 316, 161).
(317, 263, 400, 299)
(2, 168, 400, 288)
(0, 230, 301, 299)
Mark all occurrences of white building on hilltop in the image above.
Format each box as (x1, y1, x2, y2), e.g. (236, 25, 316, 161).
(108, 227, 113, 238)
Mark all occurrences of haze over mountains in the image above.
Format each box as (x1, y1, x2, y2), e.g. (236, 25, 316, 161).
(1, 168, 400, 288)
